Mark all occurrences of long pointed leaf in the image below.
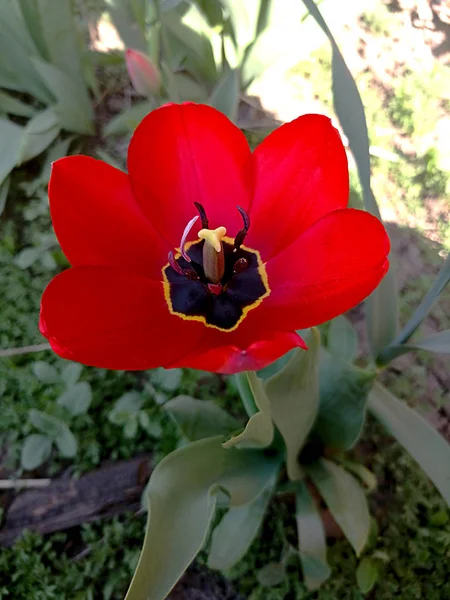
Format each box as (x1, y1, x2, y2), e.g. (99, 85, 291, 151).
(301, 0, 399, 357)
(307, 459, 370, 556)
(0, 118, 23, 186)
(368, 382, 450, 505)
(295, 481, 331, 590)
(125, 437, 280, 600)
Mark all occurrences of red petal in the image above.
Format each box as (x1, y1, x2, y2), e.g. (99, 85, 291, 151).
(127, 103, 253, 246)
(173, 330, 306, 374)
(246, 114, 349, 259)
(49, 156, 169, 278)
(40, 267, 204, 370)
(255, 209, 390, 330)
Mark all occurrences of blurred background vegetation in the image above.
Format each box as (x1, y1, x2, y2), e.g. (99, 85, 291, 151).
(0, 0, 449, 598)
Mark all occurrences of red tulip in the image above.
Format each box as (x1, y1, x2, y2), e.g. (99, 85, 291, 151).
(39, 103, 389, 374)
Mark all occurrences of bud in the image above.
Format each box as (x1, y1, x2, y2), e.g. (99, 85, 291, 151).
(125, 49, 161, 98)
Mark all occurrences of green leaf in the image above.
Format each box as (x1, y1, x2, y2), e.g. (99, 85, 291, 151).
(313, 350, 376, 450)
(18, 0, 49, 60)
(0, 118, 23, 186)
(36, 0, 86, 90)
(54, 424, 77, 458)
(163, 6, 218, 83)
(109, 392, 143, 424)
(0, 2, 53, 103)
(307, 459, 370, 556)
(380, 255, 450, 364)
(60, 362, 83, 387)
(21, 434, 52, 470)
(327, 316, 357, 363)
(32, 58, 94, 135)
(208, 473, 276, 570)
(124, 416, 139, 439)
(223, 372, 274, 449)
(164, 395, 240, 441)
(356, 557, 379, 594)
(222, 0, 259, 54)
(368, 382, 450, 506)
(0, 176, 10, 216)
(256, 562, 286, 587)
(340, 461, 377, 493)
(125, 436, 280, 600)
(233, 371, 257, 417)
(57, 382, 92, 416)
(106, 0, 148, 52)
(104, 101, 153, 136)
(29, 409, 65, 439)
(264, 329, 320, 480)
(301, 0, 399, 357)
(366, 268, 399, 360)
(408, 330, 450, 354)
(151, 367, 183, 392)
(295, 481, 331, 590)
(208, 68, 239, 122)
(138, 411, 163, 437)
(17, 108, 61, 165)
(32, 360, 60, 384)
(0, 90, 37, 117)
(14, 247, 41, 269)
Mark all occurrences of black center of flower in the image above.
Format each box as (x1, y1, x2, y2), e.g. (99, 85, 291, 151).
(162, 206, 270, 332)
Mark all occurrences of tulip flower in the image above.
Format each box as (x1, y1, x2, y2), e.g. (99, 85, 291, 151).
(125, 48, 161, 97)
(39, 103, 389, 373)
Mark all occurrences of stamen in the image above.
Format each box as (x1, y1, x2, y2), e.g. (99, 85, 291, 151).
(233, 257, 248, 274)
(180, 215, 199, 262)
(234, 206, 250, 250)
(194, 202, 209, 229)
(168, 250, 186, 275)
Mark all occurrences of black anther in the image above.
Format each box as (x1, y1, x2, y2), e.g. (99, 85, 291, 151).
(233, 257, 248, 274)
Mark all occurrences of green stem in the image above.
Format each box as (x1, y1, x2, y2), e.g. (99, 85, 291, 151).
(234, 372, 258, 418)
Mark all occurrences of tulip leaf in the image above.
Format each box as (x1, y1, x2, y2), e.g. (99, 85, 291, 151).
(233, 371, 258, 417)
(223, 372, 273, 449)
(0, 90, 37, 117)
(313, 350, 376, 450)
(32, 58, 94, 135)
(340, 461, 377, 493)
(368, 382, 450, 506)
(295, 481, 331, 590)
(264, 329, 320, 480)
(36, 0, 86, 90)
(208, 472, 276, 571)
(104, 100, 153, 135)
(0, 118, 23, 186)
(379, 254, 450, 364)
(327, 316, 358, 363)
(381, 329, 450, 362)
(307, 459, 370, 556)
(105, 0, 147, 52)
(21, 434, 52, 470)
(17, 108, 61, 165)
(0, 2, 53, 103)
(18, 0, 49, 60)
(125, 436, 280, 600)
(301, 0, 399, 358)
(208, 68, 240, 123)
(164, 395, 240, 441)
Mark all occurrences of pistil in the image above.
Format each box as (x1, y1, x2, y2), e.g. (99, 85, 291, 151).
(198, 226, 226, 284)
